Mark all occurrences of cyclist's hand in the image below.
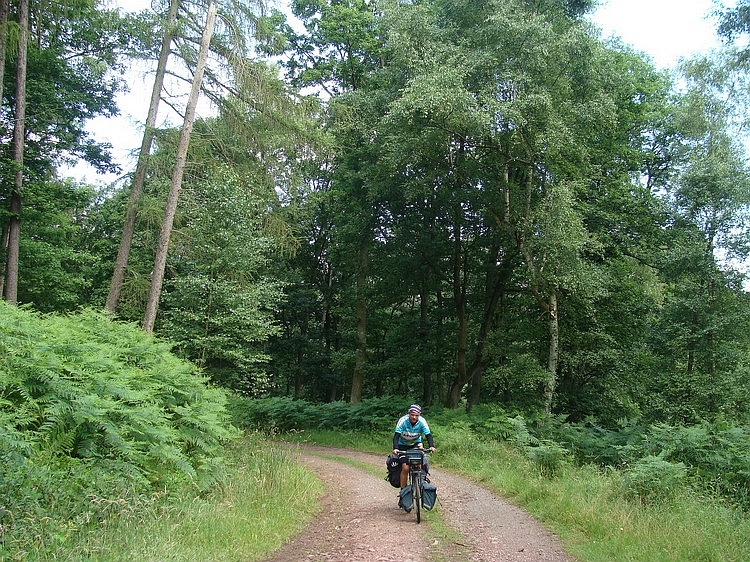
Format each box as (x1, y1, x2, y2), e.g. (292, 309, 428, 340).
(416, 443, 424, 450)
(428, 447, 436, 453)
(393, 449, 399, 455)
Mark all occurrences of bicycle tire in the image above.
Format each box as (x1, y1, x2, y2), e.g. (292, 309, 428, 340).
(411, 468, 421, 523)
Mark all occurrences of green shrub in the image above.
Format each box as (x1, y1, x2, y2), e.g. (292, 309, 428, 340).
(622, 455, 687, 504)
(524, 440, 570, 477)
(540, 416, 750, 509)
(550, 417, 647, 468)
(615, 421, 750, 509)
(0, 302, 238, 557)
(228, 395, 411, 433)
(466, 406, 529, 444)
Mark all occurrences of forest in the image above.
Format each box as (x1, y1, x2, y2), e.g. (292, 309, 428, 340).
(3, 0, 749, 423)
(2, 0, 750, 557)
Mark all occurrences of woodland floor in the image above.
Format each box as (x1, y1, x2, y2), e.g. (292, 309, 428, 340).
(261, 445, 576, 562)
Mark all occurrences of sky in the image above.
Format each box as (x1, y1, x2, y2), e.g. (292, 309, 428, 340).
(589, 0, 725, 69)
(68, 0, 731, 184)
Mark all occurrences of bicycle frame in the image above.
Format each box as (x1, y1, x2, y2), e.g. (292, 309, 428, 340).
(404, 449, 426, 523)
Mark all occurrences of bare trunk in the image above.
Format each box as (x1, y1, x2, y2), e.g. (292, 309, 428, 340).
(0, 0, 9, 105)
(687, 314, 696, 374)
(0, 0, 8, 295)
(328, 378, 338, 402)
(105, 0, 181, 313)
(0, 225, 8, 296)
(543, 291, 559, 414)
(3, 0, 28, 304)
(142, 3, 217, 333)
(435, 289, 447, 403)
(516, 164, 561, 414)
(350, 244, 368, 404)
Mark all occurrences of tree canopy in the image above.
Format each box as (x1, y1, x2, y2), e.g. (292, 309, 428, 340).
(1, 0, 750, 427)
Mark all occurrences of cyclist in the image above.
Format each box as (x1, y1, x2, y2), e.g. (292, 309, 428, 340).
(392, 404, 436, 491)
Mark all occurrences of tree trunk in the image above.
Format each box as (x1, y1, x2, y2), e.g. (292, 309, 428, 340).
(447, 211, 468, 408)
(0, 0, 7, 296)
(0, 0, 9, 106)
(105, 0, 181, 313)
(435, 289, 447, 404)
(543, 291, 559, 414)
(466, 250, 511, 412)
(420, 280, 431, 405)
(3, 0, 28, 304)
(350, 243, 368, 404)
(142, 3, 217, 333)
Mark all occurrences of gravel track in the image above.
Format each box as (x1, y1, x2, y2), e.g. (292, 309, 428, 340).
(261, 445, 575, 562)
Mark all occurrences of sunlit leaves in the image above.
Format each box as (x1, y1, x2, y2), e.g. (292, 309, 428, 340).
(0, 301, 237, 487)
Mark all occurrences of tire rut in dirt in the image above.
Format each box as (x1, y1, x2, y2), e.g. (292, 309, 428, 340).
(261, 450, 433, 562)
(262, 446, 575, 562)
(429, 465, 574, 561)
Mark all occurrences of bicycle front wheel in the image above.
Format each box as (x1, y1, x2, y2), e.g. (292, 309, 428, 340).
(411, 470, 422, 523)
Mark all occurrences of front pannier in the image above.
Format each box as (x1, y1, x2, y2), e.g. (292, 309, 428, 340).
(385, 453, 402, 488)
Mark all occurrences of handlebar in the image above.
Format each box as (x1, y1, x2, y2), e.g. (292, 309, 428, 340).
(395, 449, 435, 456)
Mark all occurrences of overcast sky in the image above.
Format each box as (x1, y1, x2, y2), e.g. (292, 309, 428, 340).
(589, 0, 726, 68)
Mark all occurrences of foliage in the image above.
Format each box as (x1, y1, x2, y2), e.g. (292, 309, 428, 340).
(58, 433, 324, 562)
(632, 421, 750, 509)
(14, 177, 103, 312)
(0, 1, 140, 177)
(0, 301, 238, 555)
(159, 165, 286, 395)
(432, 434, 750, 562)
(229, 395, 413, 434)
(0, 451, 155, 557)
(524, 440, 570, 477)
(555, 417, 750, 509)
(550, 417, 647, 467)
(621, 454, 687, 505)
(258, 0, 750, 425)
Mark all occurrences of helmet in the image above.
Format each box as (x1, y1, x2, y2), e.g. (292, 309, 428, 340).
(408, 404, 421, 414)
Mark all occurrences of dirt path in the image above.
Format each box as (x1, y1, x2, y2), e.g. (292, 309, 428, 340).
(262, 446, 575, 562)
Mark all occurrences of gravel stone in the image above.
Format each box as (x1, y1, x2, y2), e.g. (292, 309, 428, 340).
(261, 445, 576, 562)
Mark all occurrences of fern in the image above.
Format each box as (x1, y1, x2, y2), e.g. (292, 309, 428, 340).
(0, 301, 239, 555)
(622, 454, 687, 504)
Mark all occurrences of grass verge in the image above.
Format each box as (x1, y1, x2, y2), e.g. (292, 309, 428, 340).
(284, 429, 750, 562)
(48, 427, 750, 562)
(53, 434, 323, 562)
(437, 435, 750, 562)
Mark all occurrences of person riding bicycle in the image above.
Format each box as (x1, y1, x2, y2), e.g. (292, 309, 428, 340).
(393, 404, 435, 491)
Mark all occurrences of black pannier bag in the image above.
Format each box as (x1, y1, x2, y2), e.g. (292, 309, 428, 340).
(385, 453, 402, 488)
(421, 481, 437, 510)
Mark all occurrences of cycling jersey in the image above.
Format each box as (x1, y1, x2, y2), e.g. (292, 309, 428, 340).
(394, 414, 432, 447)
